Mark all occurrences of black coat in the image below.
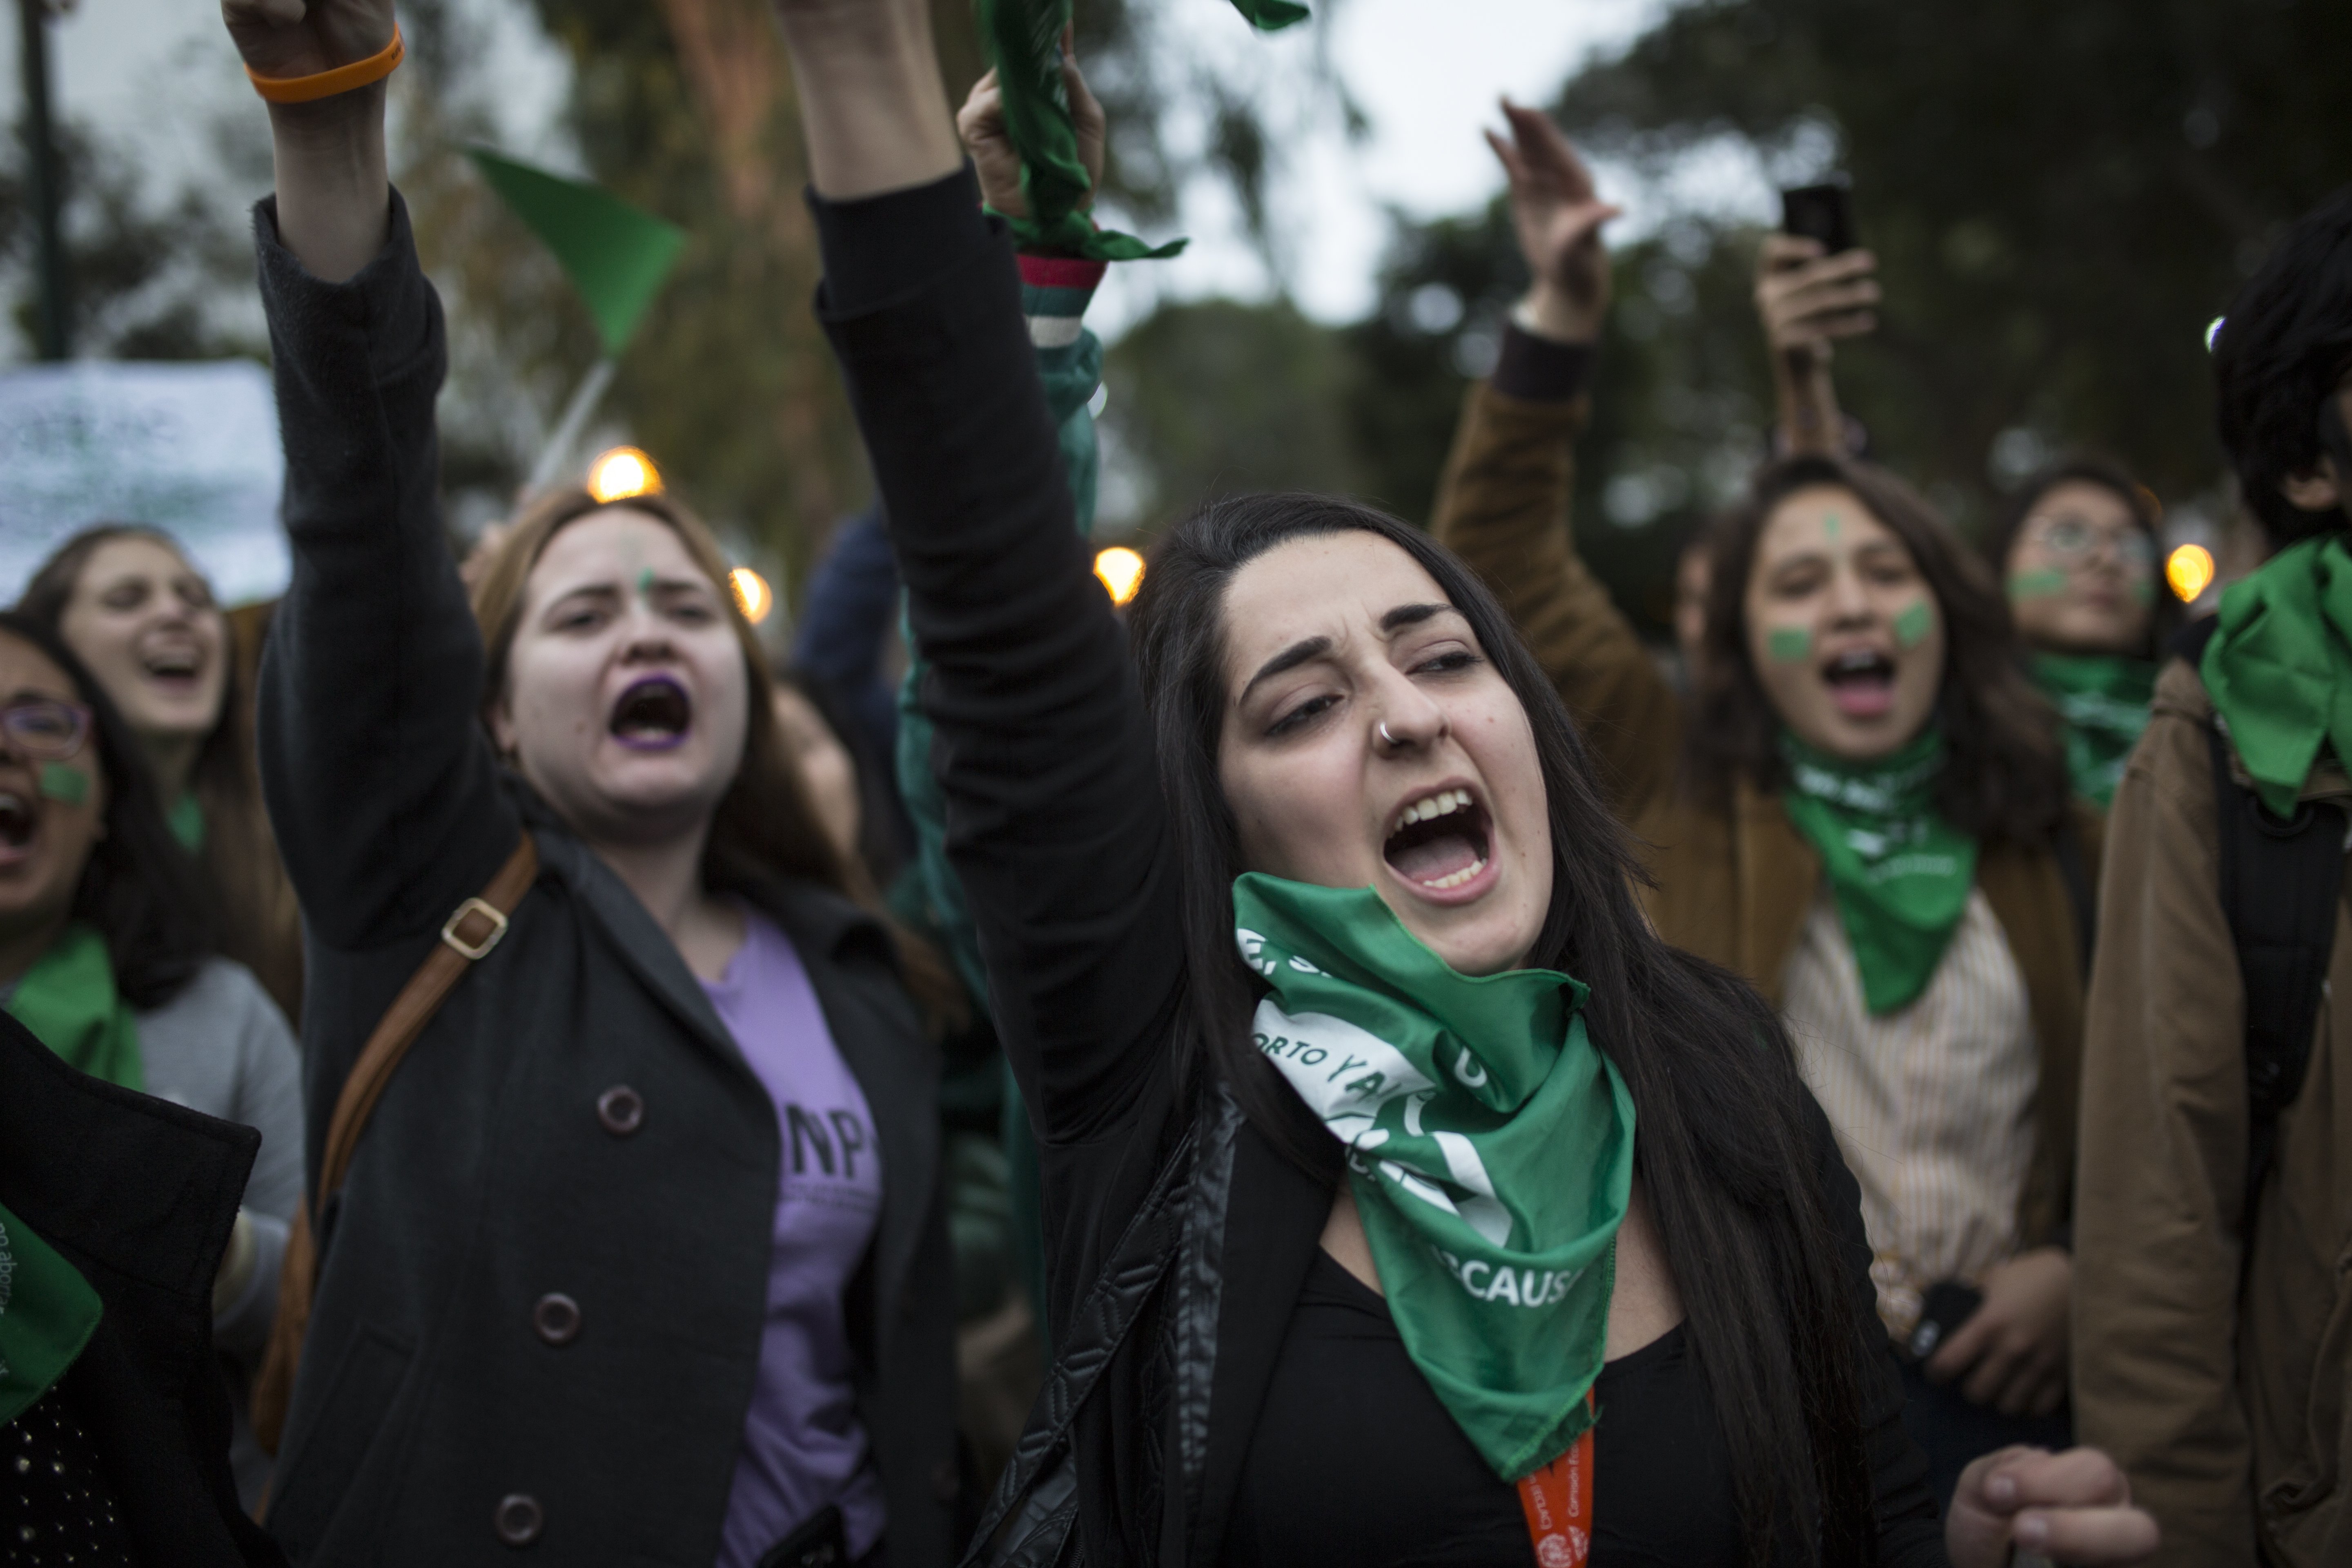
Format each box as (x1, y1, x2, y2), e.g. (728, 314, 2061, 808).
(0, 1013, 288, 1567)
(811, 170, 1949, 1566)
(249, 195, 958, 1567)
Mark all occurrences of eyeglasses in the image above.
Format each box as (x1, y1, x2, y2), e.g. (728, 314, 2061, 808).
(0, 697, 94, 761)
(2022, 515, 2156, 570)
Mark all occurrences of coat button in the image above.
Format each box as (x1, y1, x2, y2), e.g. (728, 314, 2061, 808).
(931, 1457, 959, 1502)
(532, 1293, 581, 1346)
(596, 1086, 644, 1136)
(494, 1493, 543, 1546)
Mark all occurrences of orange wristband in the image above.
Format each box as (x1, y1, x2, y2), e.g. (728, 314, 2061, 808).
(247, 23, 404, 105)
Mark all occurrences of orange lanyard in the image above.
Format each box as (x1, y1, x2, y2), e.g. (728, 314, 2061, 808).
(1513, 1393, 1595, 1568)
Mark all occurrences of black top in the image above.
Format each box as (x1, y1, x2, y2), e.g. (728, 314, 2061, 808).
(812, 169, 1945, 1567)
(247, 196, 958, 1566)
(1225, 1252, 1739, 1568)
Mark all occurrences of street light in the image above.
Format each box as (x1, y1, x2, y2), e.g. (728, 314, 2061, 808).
(588, 446, 662, 502)
(730, 567, 773, 624)
(1094, 546, 1145, 607)
(2166, 543, 2215, 604)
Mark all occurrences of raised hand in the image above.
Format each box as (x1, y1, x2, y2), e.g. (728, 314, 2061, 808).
(221, 0, 395, 83)
(1754, 231, 1879, 368)
(1946, 1447, 2159, 1568)
(1485, 99, 1621, 343)
(958, 42, 1105, 222)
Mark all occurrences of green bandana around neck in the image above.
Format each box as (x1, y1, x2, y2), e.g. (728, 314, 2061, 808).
(977, 0, 1304, 261)
(0, 1199, 104, 1426)
(167, 792, 206, 854)
(2033, 653, 2155, 808)
(4, 923, 143, 1092)
(2201, 534, 2352, 818)
(1778, 728, 1977, 1014)
(1232, 873, 1634, 1481)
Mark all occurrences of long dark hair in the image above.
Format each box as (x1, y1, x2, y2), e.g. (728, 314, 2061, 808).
(17, 525, 303, 1018)
(0, 611, 207, 1009)
(1693, 454, 2071, 847)
(1129, 494, 1875, 1566)
(1984, 455, 2178, 659)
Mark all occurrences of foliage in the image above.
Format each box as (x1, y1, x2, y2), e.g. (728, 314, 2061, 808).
(1550, 0, 2352, 516)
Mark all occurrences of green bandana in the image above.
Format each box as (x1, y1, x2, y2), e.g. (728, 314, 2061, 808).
(2033, 653, 2155, 808)
(2201, 534, 2352, 818)
(1233, 873, 1634, 1481)
(0, 1199, 103, 1425)
(1779, 729, 1977, 1014)
(4, 923, 143, 1092)
(978, 0, 1305, 261)
(168, 792, 207, 853)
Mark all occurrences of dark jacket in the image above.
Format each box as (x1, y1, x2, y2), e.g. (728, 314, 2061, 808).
(249, 195, 958, 1566)
(0, 1012, 288, 1568)
(814, 169, 1946, 1567)
(1430, 378, 2098, 1253)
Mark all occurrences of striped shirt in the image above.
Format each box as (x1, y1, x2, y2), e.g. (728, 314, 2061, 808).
(1781, 887, 2038, 1339)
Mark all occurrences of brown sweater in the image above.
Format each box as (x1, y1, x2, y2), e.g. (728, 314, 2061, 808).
(1430, 379, 2089, 1252)
(2073, 657, 2352, 1568)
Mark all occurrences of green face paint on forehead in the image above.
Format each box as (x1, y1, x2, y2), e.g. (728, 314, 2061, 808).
(1893, 600, 1933, 649)
(38, 762, 89, 805)
(1766, 626, 1813, 663)
(1822, 511, 1842, 541)
(635, 568, 656, 597)
(2008, 568, 2068, 601)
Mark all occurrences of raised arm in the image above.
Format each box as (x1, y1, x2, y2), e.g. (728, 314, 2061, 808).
(1430, 103, 1682, 817)
(1753, 232, 1878, 458)
(773, 1, 1182, 1140)
(226, 0, 515, 955)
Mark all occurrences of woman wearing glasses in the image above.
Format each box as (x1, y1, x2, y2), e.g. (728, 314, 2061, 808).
(0, 610, 305, 1511)
(1983, 465, 2171, 807)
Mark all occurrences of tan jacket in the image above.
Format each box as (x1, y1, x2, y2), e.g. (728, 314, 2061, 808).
(1431, 381, 2090, 1250)
(2074, 657, 2352, 1567)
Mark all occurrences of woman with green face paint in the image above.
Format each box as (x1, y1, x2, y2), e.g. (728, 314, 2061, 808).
(1985, 461, 2173, 808)
(0, 610, 304, 1512)
(1436, 162, 2102, 1518)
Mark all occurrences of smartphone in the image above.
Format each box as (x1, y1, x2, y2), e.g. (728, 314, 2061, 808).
(1781, 183, 1858, 255)
(1904, 1279, 1984, 1363)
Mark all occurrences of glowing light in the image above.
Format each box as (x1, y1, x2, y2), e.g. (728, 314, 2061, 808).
(730, 566, 773, 624)
(2167, 543, 2216, 603)
(588, 446, 662, 502)
(2205, 316, 2225, 353)
(1094, 546, 1145, 607)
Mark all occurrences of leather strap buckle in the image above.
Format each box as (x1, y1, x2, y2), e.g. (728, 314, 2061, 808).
(441, 896, 510, 961)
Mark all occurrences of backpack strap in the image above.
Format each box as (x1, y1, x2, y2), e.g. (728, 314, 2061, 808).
(252, 832, 539, 1463)
(2203, 720, 2345, 1247)
(960, 1120, 1199, 1568)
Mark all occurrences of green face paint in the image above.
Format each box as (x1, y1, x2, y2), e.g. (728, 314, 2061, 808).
(1766, 626, 1813, 663)
(635, 568, 656, 597)
(38, 763, 89, 805)
(2007, 568, 2068, 601)
(2131, 577, 2156, 606)
(1823, 511, 1842, 541)
(1893, 600, 1933, 649)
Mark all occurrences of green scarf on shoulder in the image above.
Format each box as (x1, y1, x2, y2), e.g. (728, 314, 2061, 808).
(2201, 533, 2352, 818)
(1779, 728, 1977, 1015)
(0, 1199, 104, 1425)
(1233, 874, 1635, 1482)
(2033, 653, 2156, 808)
(4, 923, 143, 1092)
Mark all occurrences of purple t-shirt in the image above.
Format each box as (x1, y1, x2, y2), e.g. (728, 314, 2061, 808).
(702, 908, 887, 1566)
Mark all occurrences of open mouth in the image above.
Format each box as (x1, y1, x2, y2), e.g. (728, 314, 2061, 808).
(140, 645, 203, 688)
(1822, 647, 1897, 719)
(0, 789, 36, 863)
(1382, 786, 1492, 893)
(610, 676, 693, 751)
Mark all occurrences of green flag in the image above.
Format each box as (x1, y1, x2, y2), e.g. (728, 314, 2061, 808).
(467, 148, 687, 356)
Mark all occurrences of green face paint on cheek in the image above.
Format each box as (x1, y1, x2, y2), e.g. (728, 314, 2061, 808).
(38, 763, 89, 805)
(1893, 600, 1933, 649)
(1766, 627, 1812, 663)
(2008, 568, 2068, 600)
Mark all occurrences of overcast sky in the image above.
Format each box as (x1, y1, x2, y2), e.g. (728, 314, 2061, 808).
(0, 0, 1773, 340)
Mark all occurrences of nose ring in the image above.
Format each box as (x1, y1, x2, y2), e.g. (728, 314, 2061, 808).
(1377, 722, 1399, 748)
